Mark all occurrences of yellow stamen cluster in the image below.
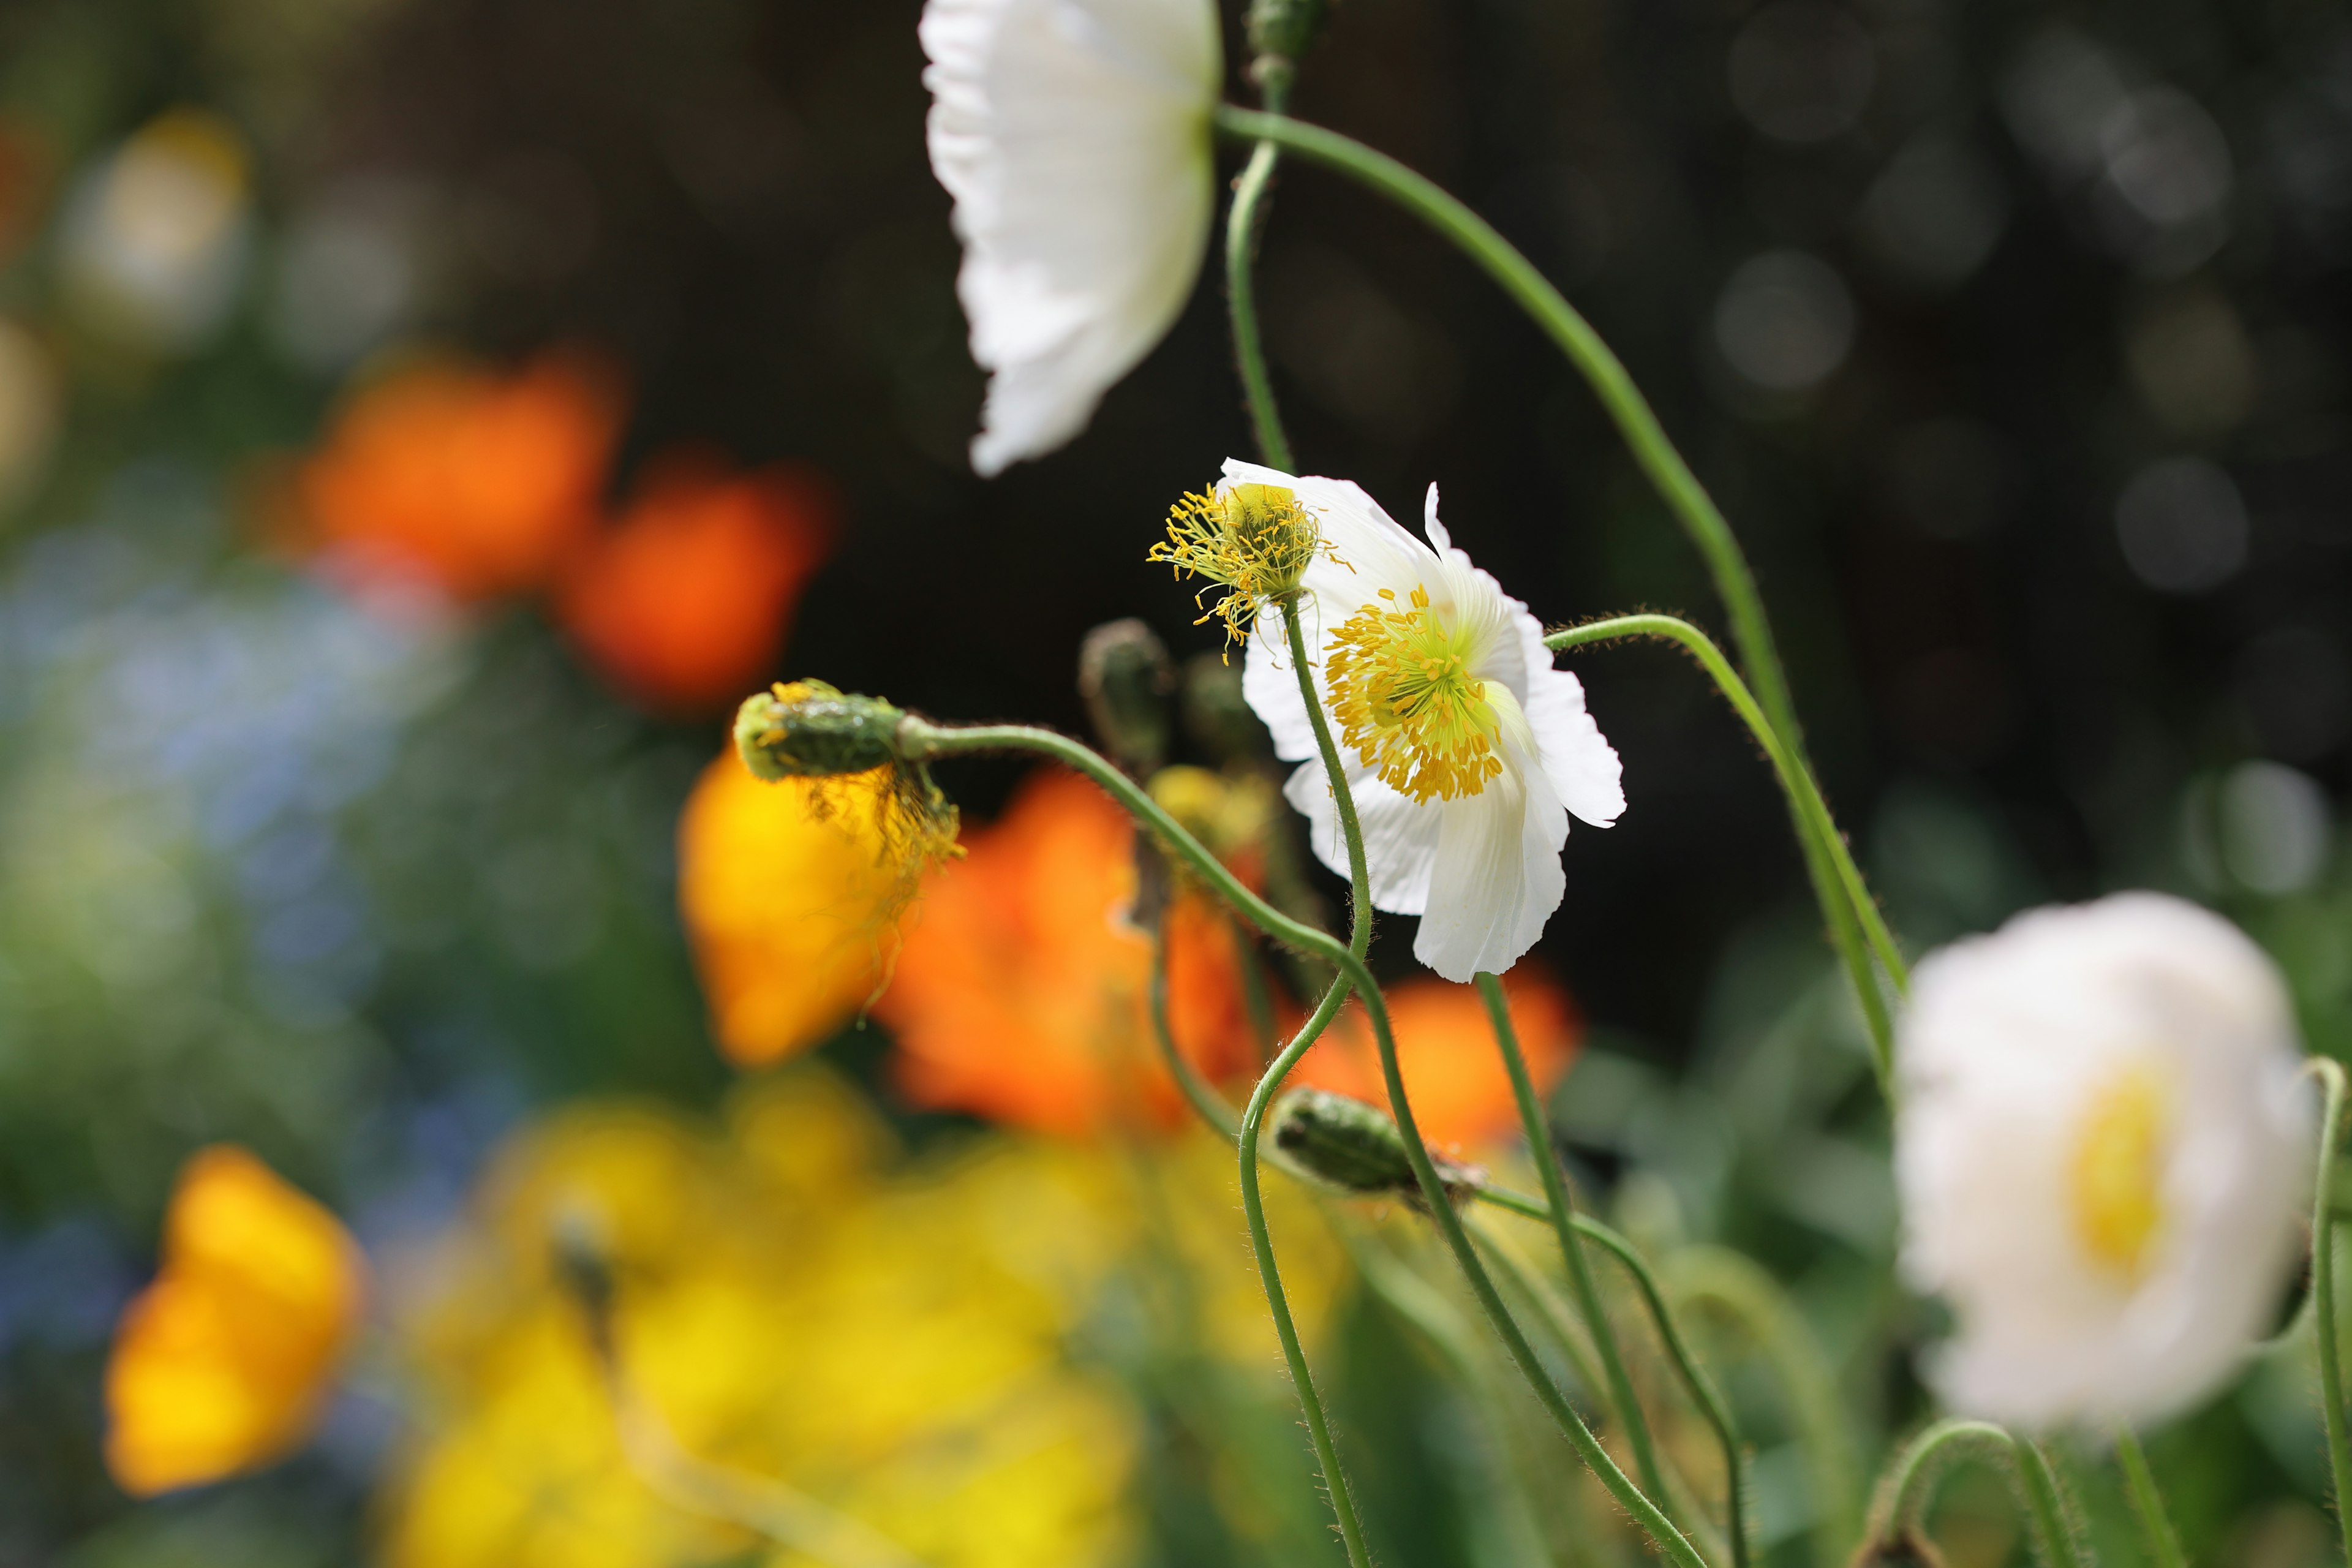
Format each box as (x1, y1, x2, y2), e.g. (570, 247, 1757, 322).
(1147, 483, 1336, 653)
(1325, 586, 1504, 803)
(805, 761, 964, 933)
(2068, 1063, 2171, 1283)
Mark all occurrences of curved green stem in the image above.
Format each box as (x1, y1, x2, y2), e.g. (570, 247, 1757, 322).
(1148, 921, 1243, 1138)
(1667, 1246, 1858, 1568)
(1478, 972, 1678, 1532)
(1209, 105, 1900, 1091)
(1228, 131, 1294, 472)
(1861, 1419, 2018, 1556)
(1547, 614, 1901, 1088)
(1281, 601, 1370, 957)
(2310, 1055, 2351, 1563)
(2011, 1439, 2088, 1568)
(900, 716, 1705, 1568)
(1208, 110, 1801, 765)
(2113, 1426, 2187, 1568)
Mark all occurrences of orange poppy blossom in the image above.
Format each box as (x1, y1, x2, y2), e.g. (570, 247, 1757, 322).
(677, 749, 919, 1069)
(105, 1146, 366, 1495)
(1289, 965, 1579, 1157)
(297, 349, 620, 605)
(878, 767, 1257, 1137)
(555, 454, 835, 714)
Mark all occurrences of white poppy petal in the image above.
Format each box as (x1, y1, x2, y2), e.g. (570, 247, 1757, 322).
(1895, 893, 2315, 1428)
(1513, 610, 1624, 827)
(1281, 760, 1443, 916)
(1241, 601, 1322, 764)
(1413, 764, 1563, 981)
(922, 0, 1220, 475)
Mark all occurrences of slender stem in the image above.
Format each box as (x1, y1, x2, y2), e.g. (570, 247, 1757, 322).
(1567, 1215, 1751, 1568)
(1471, 1215, 1605, 1395)
(1860, 1419, 2016, 1552)
(900, 716, 1705, 1568)
(1547, 614, 1901, 1089)
(1209, 105, 1900, 1090)
(1229, 913, 1280, 1066)
(1228, 132, 1294, 472)
(1148, 920, 1242, 1138)
(1281, 601, 1370, 957)
(2011, 1438, 2087, 1568)
(1668, 1246, 1858, 1568)
(1208, 108, 1803, 774)
(2113, 1426, 2187, 1568)
(2310, 1055, 2351, 1564)
(1343, 1223, 1566, 1568)
(1478, 972, 1676, 1528)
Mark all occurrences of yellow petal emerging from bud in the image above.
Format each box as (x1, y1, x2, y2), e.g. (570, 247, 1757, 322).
(105, 1147, 364, 1496)
(679, 748, 959, 1068)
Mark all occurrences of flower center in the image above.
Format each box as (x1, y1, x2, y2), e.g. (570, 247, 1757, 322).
(2067, 1062, 2171, 1283)
(1325, 586, 1504, 803)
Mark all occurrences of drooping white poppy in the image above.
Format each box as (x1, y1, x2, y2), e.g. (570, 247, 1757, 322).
(920, 0, 1221, 477)
(1235, 460, 1625, 982)
(1896, 892, 2315, 1429)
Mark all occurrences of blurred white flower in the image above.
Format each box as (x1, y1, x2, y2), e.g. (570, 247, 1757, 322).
(1237, 461, 1624, 981)
(1896, 892, 2313, 1429)
(920, 0, 1220, 476)
(58, 110, 252, 352)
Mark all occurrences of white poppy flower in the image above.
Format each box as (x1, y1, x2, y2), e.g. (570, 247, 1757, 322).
(1234, 460, 1625, 982)
(1895, 892, 2315, 1429)
(920, 0, 1221, 477)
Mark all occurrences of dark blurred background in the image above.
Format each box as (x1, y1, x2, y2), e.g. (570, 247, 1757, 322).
(0, 0, 2346, 1561)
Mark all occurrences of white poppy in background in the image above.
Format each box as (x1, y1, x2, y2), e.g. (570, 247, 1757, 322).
(1235, 460, 1625, 982)
(920, 0, 1221, 477)
(1896, 892, 2314, 1430)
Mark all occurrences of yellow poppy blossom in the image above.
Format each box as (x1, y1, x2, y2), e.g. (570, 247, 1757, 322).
(676, 748, 915, 1067)
(105, 1145, 364, 1495)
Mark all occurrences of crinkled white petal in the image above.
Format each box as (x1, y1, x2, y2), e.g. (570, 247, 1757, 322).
(1232, 466, 1622, 977)
(1894, 892, 2315, 1429)
(922, 0, 1219, 475)
(1281, 756, 1442, 914)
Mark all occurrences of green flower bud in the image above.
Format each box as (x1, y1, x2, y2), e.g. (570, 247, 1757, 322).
(734, 680, 904, 781)
(1248, 0, 1328, 75)
(1078, 618, 1173, 777)
(1271, 1087, 1482, 1202)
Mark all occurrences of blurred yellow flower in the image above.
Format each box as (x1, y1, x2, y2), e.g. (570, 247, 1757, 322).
(380, 1069, 1345, 1568)
(105, 1145, 364, 1496)
(677, 750, 913, 1068)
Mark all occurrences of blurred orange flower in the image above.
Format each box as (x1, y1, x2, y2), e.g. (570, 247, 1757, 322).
(298, 350, 620, 603)
(1292, 967, 1579, 1155)
(105, 1146, 364, 1496)
(678, 748, 912, 1068)
(556, 455, 834, 714)
(878, 768, 1255, 1136)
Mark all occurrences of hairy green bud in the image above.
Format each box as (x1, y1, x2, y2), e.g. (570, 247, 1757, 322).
(1248, 0, 1327, 77)
(1271, 1087, 1482, 1202)
(734, 679, 904, 781)
(1079, 618, 1173, 777)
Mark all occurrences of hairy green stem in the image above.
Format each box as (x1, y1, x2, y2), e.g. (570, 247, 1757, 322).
(1148, 921, 1243, 1138)
(1210, 105, 1902, 1086)
(1227, 127, 1295, 473)
(1861, 1419, 2017, 1555)
(901, 716, 1705, 1568)
(1547, 614, 1901, 1088)
(2312, 1055, 2351, 1563)
(1667, 1246, 1857, 1568)
(1208, 108, 1792, 746)
(1478, 972, 1678, 1530)
(2012, 1439, 2088, 1568)
(1281, 601, 1371, 957)
(2114, 1426, 2187, 1568)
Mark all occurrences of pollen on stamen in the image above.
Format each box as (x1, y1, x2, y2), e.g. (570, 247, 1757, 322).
(1324, 588, 1505, 803)
(1147, 483, 1343, 656)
